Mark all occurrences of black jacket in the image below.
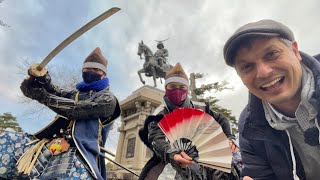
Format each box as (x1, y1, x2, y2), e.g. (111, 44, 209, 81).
(139, 100, 234, 179)
(238, 52, 320, 180)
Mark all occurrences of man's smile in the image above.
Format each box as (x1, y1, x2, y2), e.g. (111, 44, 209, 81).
(260, 76, 285, 92)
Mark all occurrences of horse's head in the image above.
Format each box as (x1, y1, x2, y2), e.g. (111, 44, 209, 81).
(137, 40, 144, 58)
(137, 40, 153, 59)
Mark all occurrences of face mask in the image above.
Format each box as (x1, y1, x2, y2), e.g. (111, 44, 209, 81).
(165, 89, 188, 106)
(82, 71, 102, 83)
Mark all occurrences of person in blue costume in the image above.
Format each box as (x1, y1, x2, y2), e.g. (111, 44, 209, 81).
(223, 19, 320, 180)
(0, 47, 120, 180)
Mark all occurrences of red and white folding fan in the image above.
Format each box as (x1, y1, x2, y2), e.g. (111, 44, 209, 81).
(158, 107, 232, 172)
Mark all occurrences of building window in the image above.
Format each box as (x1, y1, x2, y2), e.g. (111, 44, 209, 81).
(126, 137, 136, 158)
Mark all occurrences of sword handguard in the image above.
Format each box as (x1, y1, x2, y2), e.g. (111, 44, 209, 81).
(29, 64, 48, 77)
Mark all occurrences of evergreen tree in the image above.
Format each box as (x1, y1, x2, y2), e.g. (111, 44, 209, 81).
(190, 73, 238, 134)
(0, 112, 23, 133)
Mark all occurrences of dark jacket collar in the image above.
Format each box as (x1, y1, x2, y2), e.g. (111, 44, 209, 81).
(163, 95, 192, 113)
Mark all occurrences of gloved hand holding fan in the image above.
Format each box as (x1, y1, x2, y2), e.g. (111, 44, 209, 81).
(158, 107, 233, 173)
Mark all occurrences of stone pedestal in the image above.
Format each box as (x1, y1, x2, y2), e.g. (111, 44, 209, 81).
(114, 85, 164, 179)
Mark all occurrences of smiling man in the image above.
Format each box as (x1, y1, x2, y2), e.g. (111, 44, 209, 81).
(223, 19, 320, 180)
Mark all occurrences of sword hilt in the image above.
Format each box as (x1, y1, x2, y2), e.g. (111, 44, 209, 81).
(29, 63, 48, 77)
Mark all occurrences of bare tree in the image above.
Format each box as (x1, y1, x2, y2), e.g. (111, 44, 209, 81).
(0, 0, 10, 27)
(17, 57, 82, 121)
(0, 20, 9, 27)
(17, 57, 81, 89)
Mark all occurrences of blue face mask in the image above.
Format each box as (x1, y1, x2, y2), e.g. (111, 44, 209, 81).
(82, 71, 102, 83)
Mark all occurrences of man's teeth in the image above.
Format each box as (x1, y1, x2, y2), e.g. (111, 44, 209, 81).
(261, 78, 281, 88)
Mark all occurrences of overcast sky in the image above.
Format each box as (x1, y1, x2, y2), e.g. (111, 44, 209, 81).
(1, 0, 319, 152)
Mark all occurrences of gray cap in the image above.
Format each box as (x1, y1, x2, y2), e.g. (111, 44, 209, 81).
(223, 19, 295, 66)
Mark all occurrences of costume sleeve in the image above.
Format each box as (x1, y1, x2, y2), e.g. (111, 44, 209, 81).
(148, 121, 172, 163)
(42, 90, 118, 122)
(30, 72, 76, 98)
(28, 70, 76, 98)
(239, 135, 276, 179)
(209, 110, 235, 140)
(46, 85, 76, 98)
(148, 121, 182, 167)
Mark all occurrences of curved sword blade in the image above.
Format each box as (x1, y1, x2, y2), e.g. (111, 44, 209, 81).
(99, 152, 140, 177)
(38, 7, 120, 70)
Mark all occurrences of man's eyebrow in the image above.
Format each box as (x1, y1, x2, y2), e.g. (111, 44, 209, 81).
(234, 58, 249, 67)
(235, 45, 280, 65)
(262, 45, 283, 55)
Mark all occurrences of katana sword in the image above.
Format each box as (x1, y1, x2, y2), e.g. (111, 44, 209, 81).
(29, 7, 120, 77)
(99, 148, 140, 177)
(100, 146, 116, 157)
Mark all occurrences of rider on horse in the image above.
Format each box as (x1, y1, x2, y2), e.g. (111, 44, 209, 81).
(137, 40, 173, 87)
(154, 42, 169, 69)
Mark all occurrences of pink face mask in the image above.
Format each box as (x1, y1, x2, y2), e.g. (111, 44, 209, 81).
(165, 89, 188, 106)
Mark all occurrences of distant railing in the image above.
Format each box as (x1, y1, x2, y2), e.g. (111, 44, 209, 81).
(106, 171, 117, 179)
(107, 171, 137, 180)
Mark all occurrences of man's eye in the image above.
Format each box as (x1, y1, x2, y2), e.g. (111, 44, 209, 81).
(240, 64, 253, 72)
(265, 51, 279, 60)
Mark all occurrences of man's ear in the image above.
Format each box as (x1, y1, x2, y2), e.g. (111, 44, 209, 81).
(292, 41, 302, 61)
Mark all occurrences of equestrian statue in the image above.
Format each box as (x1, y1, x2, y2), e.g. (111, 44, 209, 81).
(137, 39, 173, 87)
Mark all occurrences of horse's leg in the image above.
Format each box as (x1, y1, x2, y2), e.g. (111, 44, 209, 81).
(151, 67, 157, 87)
(137, 69, 145, 85)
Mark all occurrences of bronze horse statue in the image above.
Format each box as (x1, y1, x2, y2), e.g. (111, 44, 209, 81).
(137, 41, 172, 87)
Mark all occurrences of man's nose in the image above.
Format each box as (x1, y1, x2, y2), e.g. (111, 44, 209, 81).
(256, 62, 272, 78)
